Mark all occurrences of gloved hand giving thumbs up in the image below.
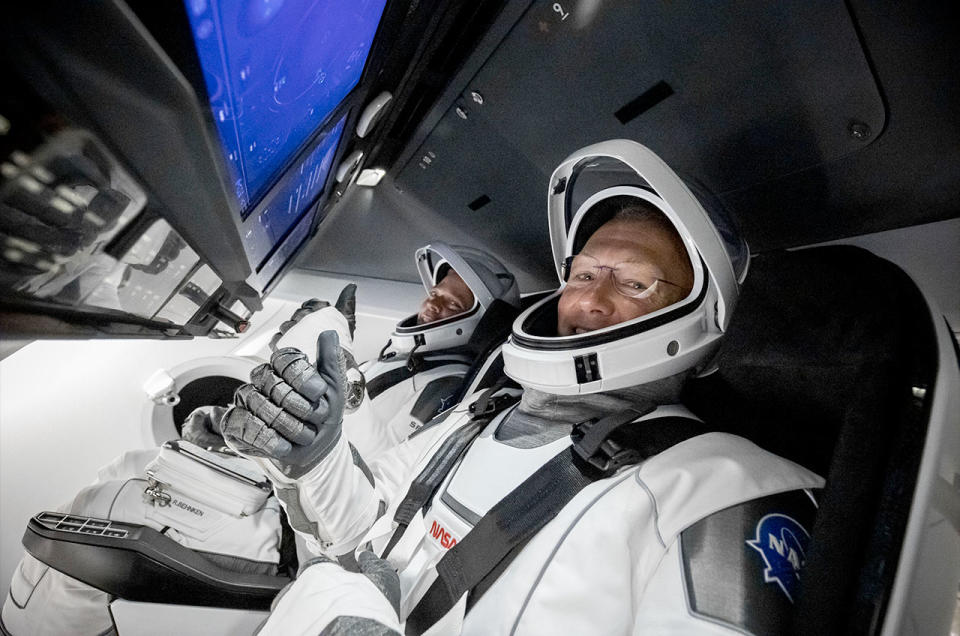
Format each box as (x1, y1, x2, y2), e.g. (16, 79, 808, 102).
(220, 285, 359, 479)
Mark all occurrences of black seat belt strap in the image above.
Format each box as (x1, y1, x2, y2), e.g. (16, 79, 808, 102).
(404, 411, 707, 635)
(404, 447, 589, 634)
(380, 381, 519, 559)
(366, 358, 469, 400)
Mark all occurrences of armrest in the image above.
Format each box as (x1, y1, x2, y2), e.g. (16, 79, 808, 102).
(22, 512, 289, 610)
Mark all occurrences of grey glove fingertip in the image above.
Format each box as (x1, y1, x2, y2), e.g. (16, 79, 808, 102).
(250, 362, 273, 386)
(268, 436, 293, 458)
(219, 406, 265, 457)
(315, 330, 341, 372)
(233, 383, 257, 407)
(309, 397, 330, 422)
(299, 374, 330, 407)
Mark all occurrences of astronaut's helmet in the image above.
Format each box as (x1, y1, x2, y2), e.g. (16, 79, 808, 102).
(502, 140, 749, 395)
(391, 242, 520, 354)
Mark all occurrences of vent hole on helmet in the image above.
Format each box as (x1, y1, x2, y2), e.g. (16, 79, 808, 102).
(171, 375, 245, 436)
(614, 81, 674, 125)
(468, 194, 491, 211)
(667, 340, 680, 356)
(456, 328, 463, 335)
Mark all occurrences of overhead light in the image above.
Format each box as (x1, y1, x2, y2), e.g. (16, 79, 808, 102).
(356, 168, 386, 187)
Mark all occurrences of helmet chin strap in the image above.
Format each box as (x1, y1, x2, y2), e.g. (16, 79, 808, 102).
(406, 336, 424, 371)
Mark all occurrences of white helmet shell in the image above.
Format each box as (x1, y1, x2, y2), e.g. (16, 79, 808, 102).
(390, 242, 520, 355)
(502, 140, 749, 395)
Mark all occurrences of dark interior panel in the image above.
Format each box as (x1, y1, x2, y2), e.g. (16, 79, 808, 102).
(393, 0, 885, 265)
(299, 0, 959, 290)
(726, 0, 960, 249)
(406, 1, 882, 189)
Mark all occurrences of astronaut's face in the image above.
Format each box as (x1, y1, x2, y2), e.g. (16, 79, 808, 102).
(556, 217, 694, 336)
(417, 270, 475, 325)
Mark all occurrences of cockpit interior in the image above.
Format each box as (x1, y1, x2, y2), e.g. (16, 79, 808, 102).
(1, 1, 958, 635)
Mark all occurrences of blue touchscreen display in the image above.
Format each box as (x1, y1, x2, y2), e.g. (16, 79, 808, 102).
(243, 115, 345, 268)
(184, 0, 387, 214)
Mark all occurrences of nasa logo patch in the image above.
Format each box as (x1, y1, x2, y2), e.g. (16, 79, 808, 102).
(437, 393, 455, 414)
(746, 513, 811, 602)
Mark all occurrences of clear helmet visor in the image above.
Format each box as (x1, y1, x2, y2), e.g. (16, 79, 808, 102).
(506, 141, 748, 391)
(391, 243, 519, 355)
(414, 242, 520, 318)
(553, 155, 748, 287)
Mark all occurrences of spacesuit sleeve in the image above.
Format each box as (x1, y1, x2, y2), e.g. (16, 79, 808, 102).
(257, 558, 401, 636)
(267, 434, 382, 556)
(266, 417, 451, 556)
(676, 488, 819, 633)
(633, 488, 820, 635)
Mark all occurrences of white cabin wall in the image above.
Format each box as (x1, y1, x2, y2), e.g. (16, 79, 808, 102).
(0, 275, 422, 607)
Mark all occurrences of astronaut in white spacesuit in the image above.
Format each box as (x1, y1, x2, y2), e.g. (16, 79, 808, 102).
(216, 247, 519, 557)
(260, 248, 518, 466)
(346, 243, 521, 461)
(0, 405, 285, 636)
(222, 140, 825, 635)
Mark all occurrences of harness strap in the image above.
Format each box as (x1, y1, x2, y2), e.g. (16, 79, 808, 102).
(276, 504, 299, 579)
(404, 410, 708, 634)
(366, 357, 469, 400)
(380, 382, 519, 560)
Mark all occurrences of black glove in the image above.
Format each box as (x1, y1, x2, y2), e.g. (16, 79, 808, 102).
(220, 330, 348, 478)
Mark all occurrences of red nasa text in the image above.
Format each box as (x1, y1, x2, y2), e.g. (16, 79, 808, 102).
(429, 520, 458, 549)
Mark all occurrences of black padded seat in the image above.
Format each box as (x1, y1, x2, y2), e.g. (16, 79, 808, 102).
(683, 245, 943, 635)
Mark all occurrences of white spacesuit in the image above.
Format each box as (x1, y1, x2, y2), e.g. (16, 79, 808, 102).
(225, 140, 825, 636)
(0, 407, 283, 636)
(346, 243, 521, 461)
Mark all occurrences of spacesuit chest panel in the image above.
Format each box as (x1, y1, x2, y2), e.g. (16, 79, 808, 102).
(422, 415, 573, 553)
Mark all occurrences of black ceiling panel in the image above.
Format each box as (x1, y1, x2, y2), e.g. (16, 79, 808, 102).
(301, 0, 959, 289)
(395, 1, 885, 230)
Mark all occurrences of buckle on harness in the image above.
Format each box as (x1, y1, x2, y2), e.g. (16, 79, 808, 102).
(468, 393, 517, 416)
(571, 419, 641, 474)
